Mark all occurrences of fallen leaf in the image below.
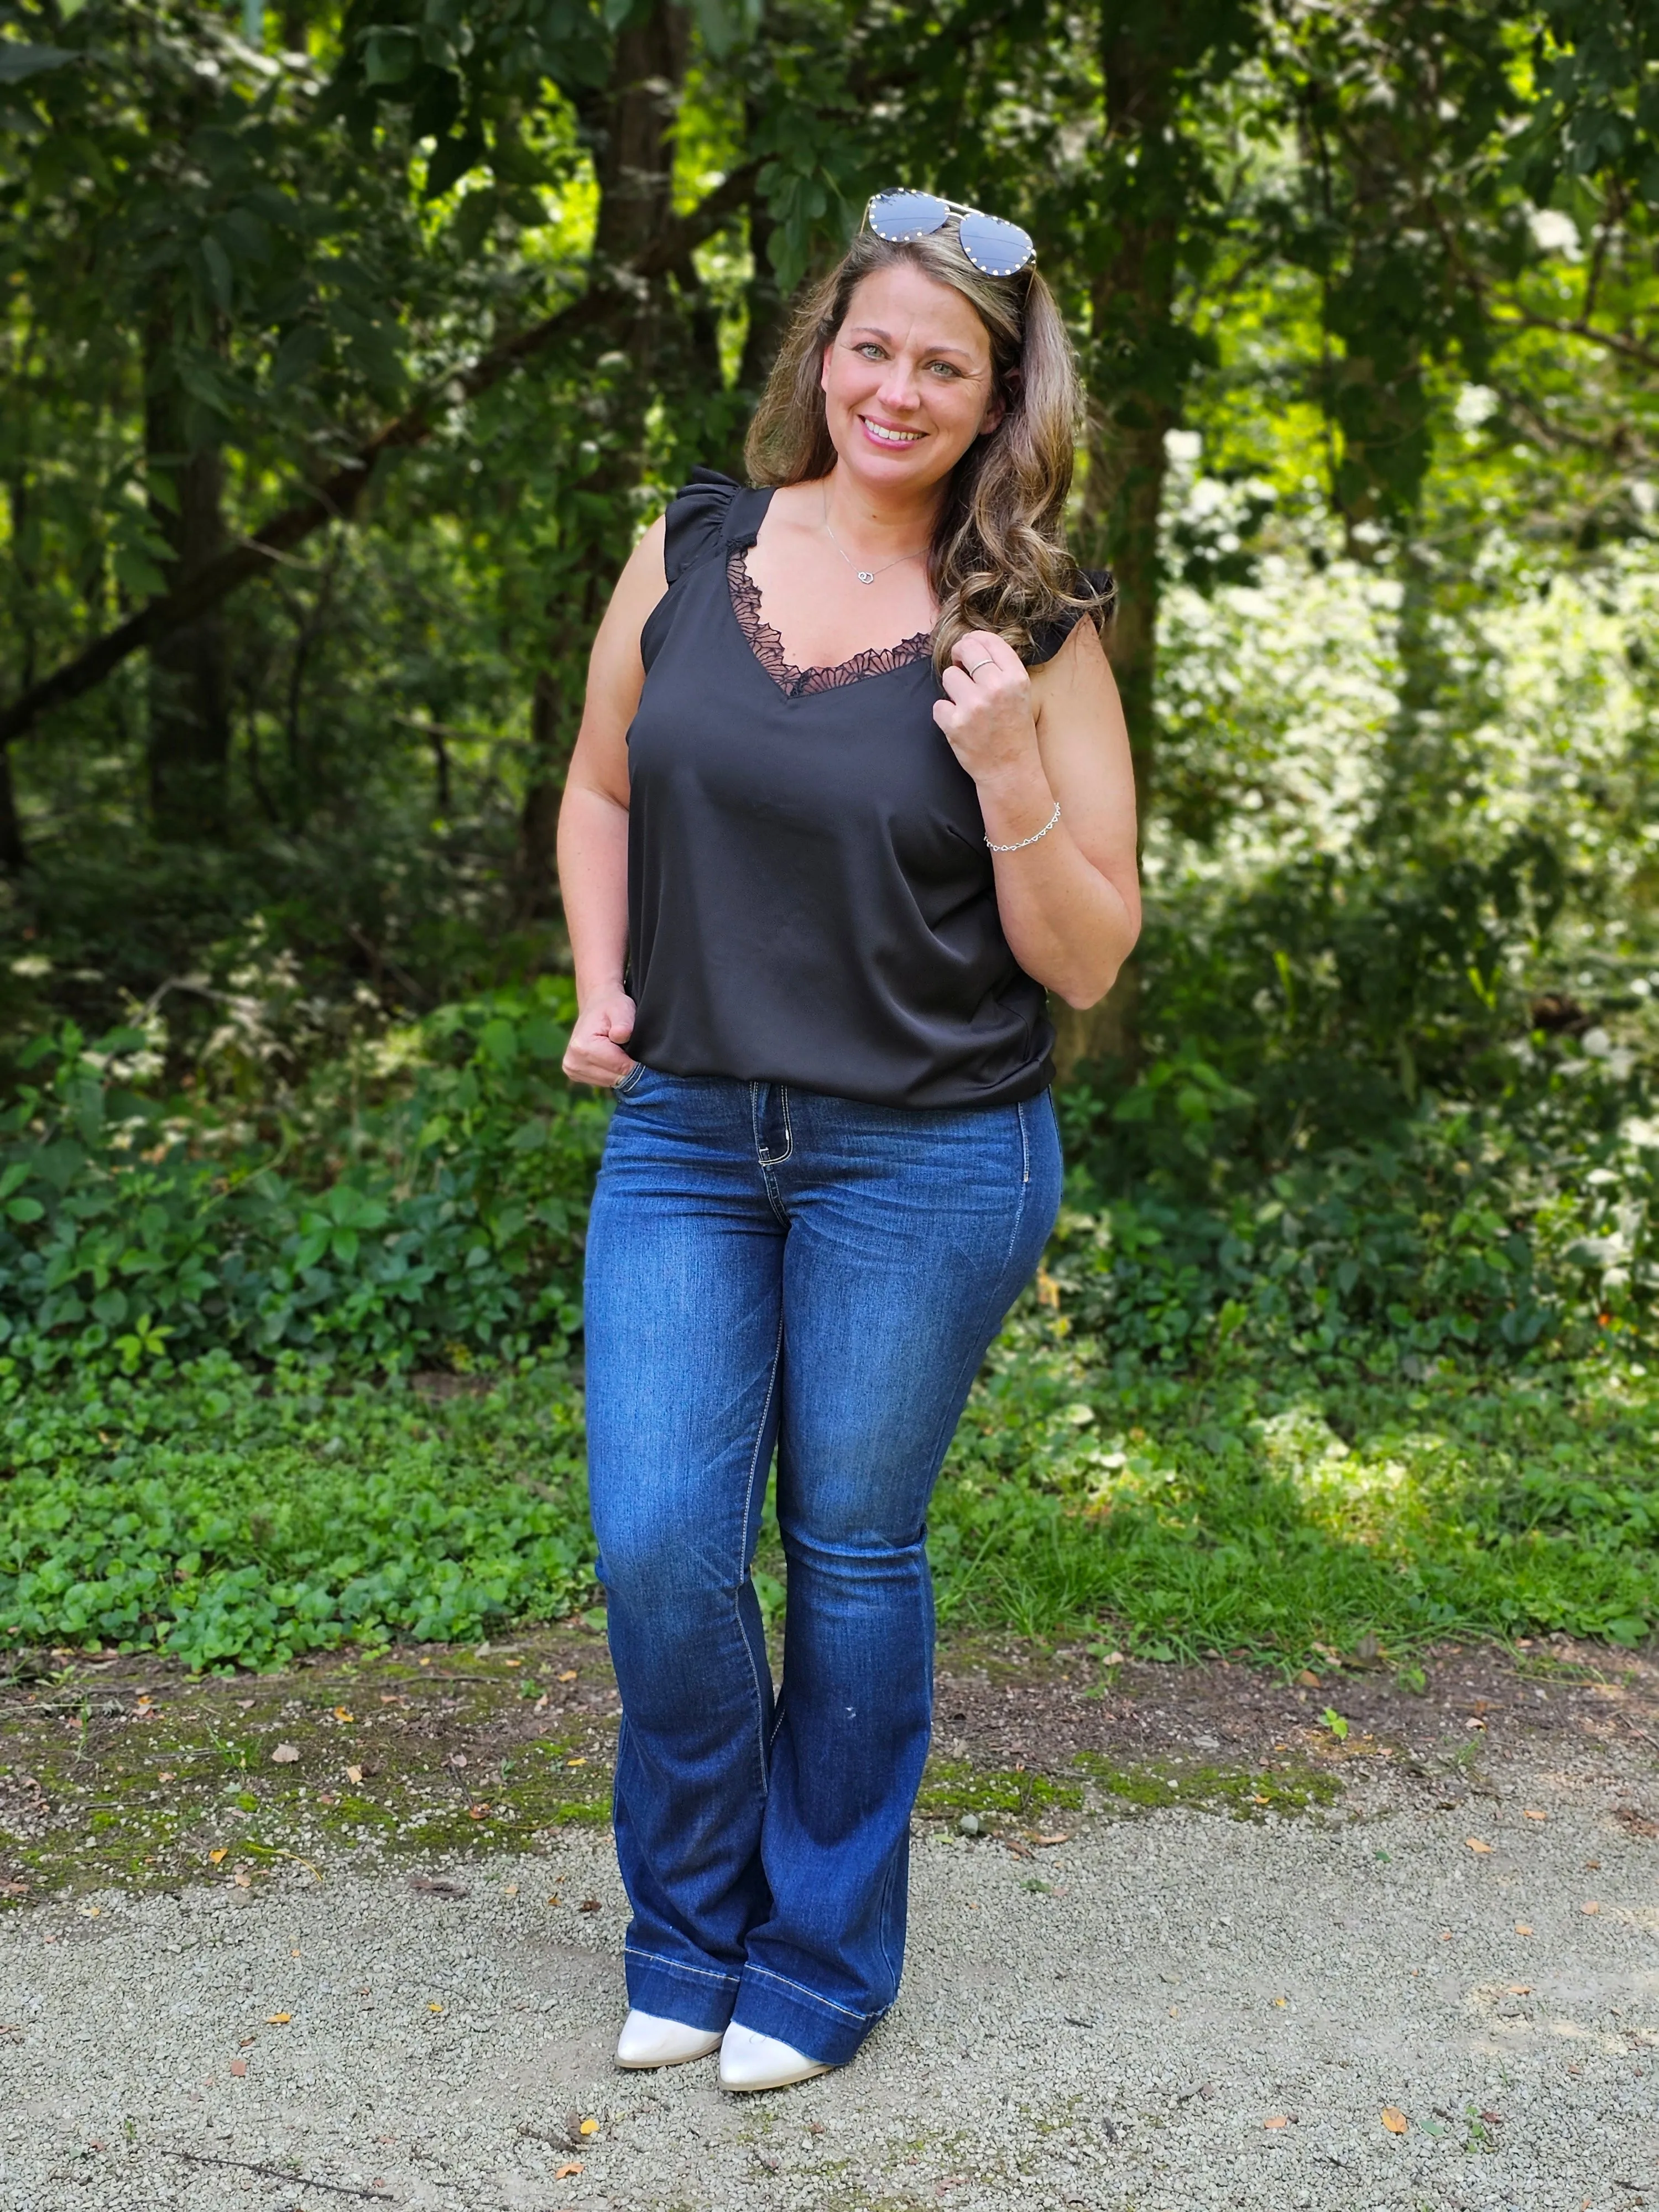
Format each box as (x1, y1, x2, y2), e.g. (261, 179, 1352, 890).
(447, 1752, 468, 1770)
(1296, 1669, 1321, 1688)
(229, 2060, 247, 2078)
(1465, 1838, 1494, 1855)
(1584, 1859, 1601, 1871)
(578, 1898, 602, 1913)
(579, 2118, 598, 2136)
(504, 1882, 519, 1896)
(1521, 1808, 1547, 1821)
(345, 1765, 363, 1785)
(266, 2013, 291, 2026)
(1516, 1923, 1534, 1935)
(79, 1903, 100, 1918)
(1264, 2114, 1289, 2129)
(407, 1874, 468, 1899)
(429, 2002, 444, 2013)
(1479, 2109, 1503, 2125)
(1272, 1996, 1287, 2008)
(567, 1756, 587, 1768)
(1582, 1900, 1600, 1915)
(158, 1771, 176, 1783)
(467, 1803, 491, 1820)
(1032, 1833, 1070, 1846)
(232, 1872, 251, 1889)
(208, 1849, 228, 1865)
(555, 2164, 583, 2180)
(333, 1707, 353, 1723)
(1380, 2106, 1409, 2134)
(1507, 1984, 1532, 1995)
(270, 1744, 299, 1765)
(558, 1670, 578, 1682)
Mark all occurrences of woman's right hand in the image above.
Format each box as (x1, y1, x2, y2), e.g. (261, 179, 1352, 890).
(563, 988, 639, 1088)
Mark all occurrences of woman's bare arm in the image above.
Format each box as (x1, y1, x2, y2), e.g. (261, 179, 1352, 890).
(933, 617, 1140, 1009)
(557, 517, 669, 1086)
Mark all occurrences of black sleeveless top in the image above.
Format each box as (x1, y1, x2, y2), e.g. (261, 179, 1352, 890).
(624, 469, 1104, 1110)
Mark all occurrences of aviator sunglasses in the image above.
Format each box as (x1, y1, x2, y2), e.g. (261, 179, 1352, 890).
(864, 190, 1036, 279)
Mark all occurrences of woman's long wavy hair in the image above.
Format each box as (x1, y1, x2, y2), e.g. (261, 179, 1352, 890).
(743, 214, 1110, 674)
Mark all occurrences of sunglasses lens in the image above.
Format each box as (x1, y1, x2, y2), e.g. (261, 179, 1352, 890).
(958, 211, 1035, 276)
(867, 190, 951, 242)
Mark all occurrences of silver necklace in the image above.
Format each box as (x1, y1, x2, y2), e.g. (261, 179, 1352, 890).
(821, 489, 927, 586)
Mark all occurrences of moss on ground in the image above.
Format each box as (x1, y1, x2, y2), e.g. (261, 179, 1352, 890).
(2, 1631, 1350, 1905)
(0, 1634, 615, 1904)
(915, 1760, 1083, 1822)
(1068, 1749, 1342, 1819)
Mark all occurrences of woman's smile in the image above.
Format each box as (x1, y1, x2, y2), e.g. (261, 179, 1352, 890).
(859, 415, 926, 447)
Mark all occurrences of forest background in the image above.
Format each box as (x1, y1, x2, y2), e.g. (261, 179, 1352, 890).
(2, 0, 1658, 1677)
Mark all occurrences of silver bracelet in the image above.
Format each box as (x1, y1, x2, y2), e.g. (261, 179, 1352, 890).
(985, 800, 1061, 853)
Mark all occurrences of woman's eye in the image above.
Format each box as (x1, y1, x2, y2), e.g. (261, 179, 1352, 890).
(925, 361, 961, 378)
(855, 342, 886, 359)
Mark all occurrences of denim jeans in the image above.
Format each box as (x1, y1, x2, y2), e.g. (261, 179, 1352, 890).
(582, 1068, 1061, 2064)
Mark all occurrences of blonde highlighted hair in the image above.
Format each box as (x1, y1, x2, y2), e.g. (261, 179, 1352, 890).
(743, 213, 1109, 673)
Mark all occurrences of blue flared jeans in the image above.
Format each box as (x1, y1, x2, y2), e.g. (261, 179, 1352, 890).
(582, 1067, 1061, 2065)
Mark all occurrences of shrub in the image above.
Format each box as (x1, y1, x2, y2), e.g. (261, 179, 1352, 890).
(0, 979, 606, 1378)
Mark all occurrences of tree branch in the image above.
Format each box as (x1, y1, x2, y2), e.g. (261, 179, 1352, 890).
(1490, 306, 1659, 377)
(0, 163, 758, 752)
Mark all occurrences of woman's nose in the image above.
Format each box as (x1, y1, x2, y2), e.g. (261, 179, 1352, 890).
(875, 358, 921, 411)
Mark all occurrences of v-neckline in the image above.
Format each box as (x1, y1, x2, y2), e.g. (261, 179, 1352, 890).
(725, 498, 933, 700)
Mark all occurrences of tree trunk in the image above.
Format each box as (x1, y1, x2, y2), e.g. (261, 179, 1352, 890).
(1084, 14, 1182, 802)
(2, 476, 33, 869)
(0, 752, 25, 874)
(1067, 8, 1189, 1079)
(144, 318, 231, 841)
(517, 11, 693, 917)
(516, 669, 564, 921)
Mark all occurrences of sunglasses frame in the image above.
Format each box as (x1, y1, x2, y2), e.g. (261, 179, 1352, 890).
(863, 189, 1037, 279)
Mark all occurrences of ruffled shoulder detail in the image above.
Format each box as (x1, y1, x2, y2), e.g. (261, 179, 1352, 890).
(1026, 568, 1115, 666)
(663, 468, 752, 585)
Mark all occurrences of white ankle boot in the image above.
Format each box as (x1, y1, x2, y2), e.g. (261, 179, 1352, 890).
(718, 2021, 832, 2093)
(614, 2008, 724, 2069)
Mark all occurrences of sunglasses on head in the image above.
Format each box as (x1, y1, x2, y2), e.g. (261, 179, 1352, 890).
(864, 190, 1036, 279)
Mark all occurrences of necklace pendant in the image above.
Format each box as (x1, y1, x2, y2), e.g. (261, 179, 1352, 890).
(857, 570, 874, 585)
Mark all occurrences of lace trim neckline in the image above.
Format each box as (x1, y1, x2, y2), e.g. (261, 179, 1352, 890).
(727, 547, 932, 698)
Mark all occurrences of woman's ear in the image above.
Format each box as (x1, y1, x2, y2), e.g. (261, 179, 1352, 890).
(980, 371, 1014, 437)
(821, 340, 833, 394)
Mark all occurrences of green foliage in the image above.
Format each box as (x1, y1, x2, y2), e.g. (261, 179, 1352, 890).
(926, 1318, 1659, 1652)
(0, 978, 604, 1376)
(5, 1312, 1654, 1671)
(0, 1354, 592, 1668)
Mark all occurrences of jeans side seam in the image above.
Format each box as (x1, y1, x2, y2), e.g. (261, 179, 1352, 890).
(624, 1944, 743, 1987)
(743, 1962, 880, 2022)
(918, 1107, 1040, 1483)
(735, 1319, 784, 1794)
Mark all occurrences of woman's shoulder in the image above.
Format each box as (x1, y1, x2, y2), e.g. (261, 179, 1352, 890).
(663, 468, 771, 585)
(1026, 568, 1116, 667)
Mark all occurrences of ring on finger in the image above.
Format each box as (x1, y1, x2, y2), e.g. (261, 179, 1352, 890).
(964, 657, 994, 676)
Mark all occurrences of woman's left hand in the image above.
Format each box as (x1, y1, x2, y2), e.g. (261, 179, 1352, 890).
(932, 631, 1039, 783)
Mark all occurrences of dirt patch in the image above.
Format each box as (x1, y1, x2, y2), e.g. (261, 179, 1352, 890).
(2, 1626, 1655, 1906)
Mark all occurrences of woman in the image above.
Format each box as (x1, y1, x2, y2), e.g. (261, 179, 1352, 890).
(557, 190, 1140, 2094)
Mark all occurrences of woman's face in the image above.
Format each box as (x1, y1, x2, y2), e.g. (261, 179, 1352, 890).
(820, 262, 1005, 500)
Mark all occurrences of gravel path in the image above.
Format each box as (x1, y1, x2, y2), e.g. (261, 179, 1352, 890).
(3, 1760, 1655, 2212)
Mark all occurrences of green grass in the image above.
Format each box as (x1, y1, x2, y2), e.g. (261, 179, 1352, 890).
(1, 1312, 1656, 1671)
